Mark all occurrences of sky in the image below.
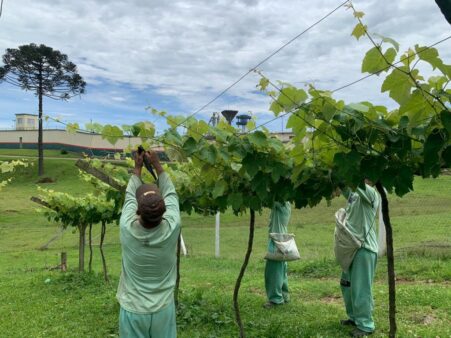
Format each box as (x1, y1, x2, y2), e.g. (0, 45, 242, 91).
(0, 0, 450, 133)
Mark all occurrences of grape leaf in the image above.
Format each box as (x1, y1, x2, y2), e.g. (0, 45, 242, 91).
(66, 123, 79, 134)
(212, 180, 227, 198)
(242, 154, 259, 178)
(381, 67, 414, 105)
(415, 45, 443, 70)
(399, 90, 431, 127)
(351, 23, 367, 40)
(258, 77, 269, 91)
(249, 195, 261, 211)
(394, 165, 414, 196)
(269, 100, 283, 115)
(353, 11, 365, 18)
(136, 121, 155, 140)
(248, 131, 267, 148)
(423, 131, 446, 177)
(227, 192, 243, 212)
(348, 102, 370, 113)
(440, 110, 451, 135)
(167, 115, 185, 129)
(374, 33, 400, 52)
(333, 150, 362, 185)
(400, 48, 416, 67)
(442, 145, 451, 166)
(101, 125, 124, 145)
(182, 137, 197, 155)
(361, 47, 386, 74)
(199, 146, 217, 164)
(360, 156, 386, 183)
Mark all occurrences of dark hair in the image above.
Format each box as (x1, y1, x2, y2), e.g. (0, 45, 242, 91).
(136, 184, 166, 228)
(136, 191, 166, 228)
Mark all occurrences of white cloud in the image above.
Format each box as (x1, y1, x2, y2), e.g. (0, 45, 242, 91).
(0, 0, 450, 130)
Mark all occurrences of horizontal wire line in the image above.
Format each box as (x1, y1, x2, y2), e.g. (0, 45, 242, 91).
(168, 0, 350, 131)
(249, 35, 451, 133)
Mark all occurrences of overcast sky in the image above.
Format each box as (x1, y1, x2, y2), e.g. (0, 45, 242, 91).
(0, 0, 450, 132)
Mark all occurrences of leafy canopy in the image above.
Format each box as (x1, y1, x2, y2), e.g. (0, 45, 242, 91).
(0, 43, 86, 99)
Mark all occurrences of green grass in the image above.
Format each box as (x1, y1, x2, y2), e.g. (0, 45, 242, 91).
(0, 148, 82, 158)
(0, 160, 450, 337)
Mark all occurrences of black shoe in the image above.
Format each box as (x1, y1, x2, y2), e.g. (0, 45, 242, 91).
(340, 319, 357, 327)
(262, 301, 283, 309)
(350, 328, 373, 337)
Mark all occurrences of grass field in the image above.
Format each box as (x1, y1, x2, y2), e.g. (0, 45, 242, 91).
(0, 149, 81, 158)
(0, 158, 450, 337)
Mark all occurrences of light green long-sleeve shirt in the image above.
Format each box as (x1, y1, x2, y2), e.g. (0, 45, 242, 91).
(342, 184, 380, 254)
(268, 202, 292, 234)
(116, 172, 181, 314)
(267, 202, 292, 254)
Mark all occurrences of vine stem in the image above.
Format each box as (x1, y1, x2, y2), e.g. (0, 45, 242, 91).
(376, 182, 397, 338)
(78, 224, 86, 272)
(100, 221, 109, 283)
(233, 209, 255, 338)
(175, 231, 181, 307)
(88, 223, 93, 273)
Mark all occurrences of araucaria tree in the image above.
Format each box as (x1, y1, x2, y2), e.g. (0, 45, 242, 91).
(0, 43, 86, 175)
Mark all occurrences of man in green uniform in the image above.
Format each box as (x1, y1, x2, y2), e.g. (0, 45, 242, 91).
(117, 150, 180, 338)
(264, 201, 292, 308)
(339, 181, 380, 337)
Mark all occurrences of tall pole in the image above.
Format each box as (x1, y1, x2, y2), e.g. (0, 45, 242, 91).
(38, 89, 44, 176)
(215, 212, 220, 258)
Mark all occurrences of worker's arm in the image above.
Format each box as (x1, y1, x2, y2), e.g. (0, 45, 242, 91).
(147, 151, 180, 226)
(120, 152, 144, 226)
(339, 184, 373, 205)
(341, 187, 352, 200)
(355, 185, 375, 206)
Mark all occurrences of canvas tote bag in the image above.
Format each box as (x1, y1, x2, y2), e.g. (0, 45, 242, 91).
(334, 208, 362, 271)
(264, 233, 300, 261)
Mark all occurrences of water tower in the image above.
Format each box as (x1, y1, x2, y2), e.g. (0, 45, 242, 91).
(236, 114, 252, 132)
(221, 110, 238, 125)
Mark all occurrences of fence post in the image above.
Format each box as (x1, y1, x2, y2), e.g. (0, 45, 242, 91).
(215, 212, 220, 258)
(61, 252, 67, 272)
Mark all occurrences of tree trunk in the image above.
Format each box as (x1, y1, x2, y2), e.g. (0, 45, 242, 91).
(233, 209, 255, 338)
(60, 252, 67, 272)
(175, 231, 181, 307)
(100, 221, 109, 283)
(376, 182, 397, 338)
(88, 223, 93, 273)
(78, 224, 86, 272)
(38, 86, 44, 176)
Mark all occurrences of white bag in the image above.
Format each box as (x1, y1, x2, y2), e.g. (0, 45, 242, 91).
(264, 233, 300, 261)
(334, 208, 362, 272)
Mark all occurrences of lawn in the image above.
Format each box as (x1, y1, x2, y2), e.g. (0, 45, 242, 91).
(0, 159, 450, 337)
(0, 148, 82, 158)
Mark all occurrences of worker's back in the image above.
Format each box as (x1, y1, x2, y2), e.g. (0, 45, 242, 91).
(117, 172, 181, 314)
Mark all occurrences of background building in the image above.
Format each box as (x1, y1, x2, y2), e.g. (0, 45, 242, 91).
(15, 114, 38, 130)
(0, 113, 293, 158)
(1, 114, 163, 157)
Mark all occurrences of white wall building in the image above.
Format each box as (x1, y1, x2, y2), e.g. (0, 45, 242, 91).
(15, 114, 38, 130)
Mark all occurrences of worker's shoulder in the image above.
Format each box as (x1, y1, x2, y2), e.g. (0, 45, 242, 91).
(365, 184, 379, 197)
(273, 201, 291, 209)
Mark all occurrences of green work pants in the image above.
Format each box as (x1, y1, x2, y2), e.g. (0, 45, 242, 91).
(119, 300, 176, 338)
(340, 248, 377, 333)
(265, 259, 289, 304)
